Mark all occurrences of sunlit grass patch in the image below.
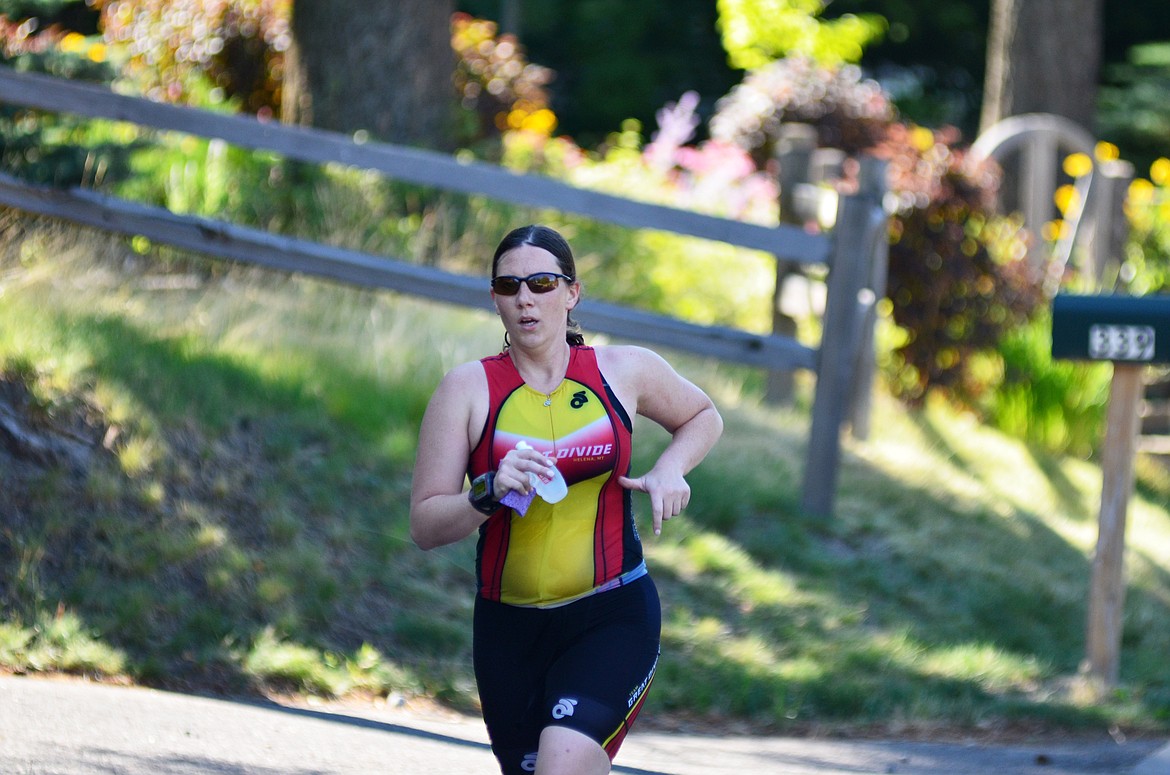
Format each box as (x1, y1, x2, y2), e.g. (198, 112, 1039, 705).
(0, 613, 127, 677)
(243, 628, 421, 698)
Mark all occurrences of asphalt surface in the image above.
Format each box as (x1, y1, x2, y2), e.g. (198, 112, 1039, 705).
(1, 674, 1167, 774)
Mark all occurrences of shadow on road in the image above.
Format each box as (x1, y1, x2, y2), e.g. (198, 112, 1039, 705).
(266, 702, 674, 775)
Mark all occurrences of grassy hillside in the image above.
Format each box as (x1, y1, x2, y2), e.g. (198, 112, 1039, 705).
(1, 214, 1169, 738)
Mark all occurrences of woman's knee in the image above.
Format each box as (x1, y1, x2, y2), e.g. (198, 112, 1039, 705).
(536, 726, 610, 775)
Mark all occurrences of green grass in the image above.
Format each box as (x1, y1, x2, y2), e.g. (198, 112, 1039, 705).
(1, 216, 1169, 737)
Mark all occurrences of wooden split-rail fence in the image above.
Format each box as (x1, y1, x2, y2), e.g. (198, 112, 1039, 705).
(0, 67, 889, 516)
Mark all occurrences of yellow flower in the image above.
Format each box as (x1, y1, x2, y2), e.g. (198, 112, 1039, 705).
(1054, 184, 1079, 216)
(521, 108, 557, 137)
(1129, 177, 1155, 204)
(1042, 220, 1069, 242)
(1150, 157, 1170, 187)
(59, 33, 86, 53)
(911, 125, 934, 153)
(1062, 152, 1092, 178)
(1095, 141, 1120, 162)
(87, 43, 108, 63)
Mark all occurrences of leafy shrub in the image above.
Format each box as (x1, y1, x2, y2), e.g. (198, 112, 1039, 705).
(0, 14, 111, 81)
(709, 56, 893, 166)
(0, 16, 123, 185)
(986, 309, 1110, 457)
(996, 152, 1170, 456)
(98, 6, 554, 150)
(450, 12, 555, 155)
(1098, 42, 1170, 177)
(716, 0, 885, 71)
(98, 0, 290, 116)
(0, 1, 95, 26)
(1124, 158, 1170, 294)
(878, 123, 1044, 406)
(709, 57, 1045, 408)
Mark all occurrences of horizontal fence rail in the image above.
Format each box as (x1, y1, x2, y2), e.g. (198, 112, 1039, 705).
(0, 172, 817, 371)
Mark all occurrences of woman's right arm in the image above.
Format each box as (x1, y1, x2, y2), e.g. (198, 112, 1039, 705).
(409, 363, 491, 550)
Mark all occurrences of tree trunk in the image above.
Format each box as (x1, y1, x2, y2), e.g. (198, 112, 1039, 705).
(980, 0, 1103, 133)
(282, 0, 456, 148)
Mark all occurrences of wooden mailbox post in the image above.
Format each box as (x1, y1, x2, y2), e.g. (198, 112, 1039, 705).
(1051, 293, 1170, 687)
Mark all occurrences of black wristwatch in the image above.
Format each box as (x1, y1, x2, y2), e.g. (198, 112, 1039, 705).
(468, 472, 500, 515)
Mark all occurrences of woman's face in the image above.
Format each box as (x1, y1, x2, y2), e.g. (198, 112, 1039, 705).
(492, 244, 579, 349)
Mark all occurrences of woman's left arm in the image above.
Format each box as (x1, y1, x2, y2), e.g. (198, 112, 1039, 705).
(604, 346, 723, 535)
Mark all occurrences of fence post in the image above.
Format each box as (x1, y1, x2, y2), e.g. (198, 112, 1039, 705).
(1083, 363, 1145, 688)
(847, 157, 888, 440)
(768, 123, 818, 405)
(1085, 160, 1134, 288)
(801, 186, 881, 516)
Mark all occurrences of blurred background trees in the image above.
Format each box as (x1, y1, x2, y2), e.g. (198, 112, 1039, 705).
(980, 0, 1103, 132)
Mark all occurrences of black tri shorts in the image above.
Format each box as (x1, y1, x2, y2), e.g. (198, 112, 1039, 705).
(473, 573, 662, 775)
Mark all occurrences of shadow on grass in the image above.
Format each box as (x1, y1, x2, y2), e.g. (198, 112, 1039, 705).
(1, 308, 453, 697)
(652, 400, 1170, 730)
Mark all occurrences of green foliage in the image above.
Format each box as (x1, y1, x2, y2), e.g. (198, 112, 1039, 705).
(825, 0, 989, 133)
(0, 110, 137, 187)
(0, 15, 121, 186)
(716, 0, 886, 70)
(1124, 162, 1170, 295)
(1098, 42, 1170, 177)
(115, 130, 308, 229)
(984, 311, 1111, 457)
(244, 629, 419, 697)
(0, 0, 79, 17)
(0, 613, 127, 676)
(0, 20, 111, 81)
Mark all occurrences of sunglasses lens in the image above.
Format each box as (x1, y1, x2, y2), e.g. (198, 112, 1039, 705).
(492, 273, 565, 295)
(527, 274, 559, 293)
(492, 277, 522, 295)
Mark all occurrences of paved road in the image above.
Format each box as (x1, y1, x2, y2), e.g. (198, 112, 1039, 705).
(1, 674, 1167, 774)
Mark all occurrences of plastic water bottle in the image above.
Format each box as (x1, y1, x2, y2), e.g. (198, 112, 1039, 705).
(516, 441, 567, 503)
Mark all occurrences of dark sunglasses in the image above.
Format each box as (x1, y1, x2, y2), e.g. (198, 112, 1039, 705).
(491, 272, 573, 295)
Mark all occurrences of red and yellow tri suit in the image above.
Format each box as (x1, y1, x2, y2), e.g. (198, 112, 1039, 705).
(468, 345, 646, 608)
(468, 345, 660, 773)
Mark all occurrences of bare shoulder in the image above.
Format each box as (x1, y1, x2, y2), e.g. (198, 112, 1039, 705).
(594, 344, 672, 381)
(437, 359, 487, 392)
(424, 359, 487, 420)
(418, 358, 489, 454)
(594, 344, 695, 416)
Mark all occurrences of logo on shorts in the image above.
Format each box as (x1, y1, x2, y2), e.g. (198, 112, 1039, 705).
(551, 697, 578, 719)
(521, 752, 539, 772)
